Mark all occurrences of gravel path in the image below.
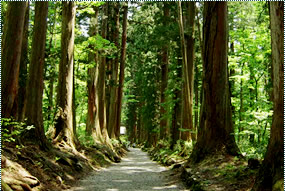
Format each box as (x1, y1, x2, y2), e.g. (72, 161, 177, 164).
(69, 148, 188, 191)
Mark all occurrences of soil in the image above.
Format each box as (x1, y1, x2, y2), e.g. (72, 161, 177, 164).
(147, 146, 258, 191)
(1, 141, 127, 191)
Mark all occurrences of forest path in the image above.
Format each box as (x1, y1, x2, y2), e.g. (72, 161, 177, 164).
(69, 148, 188, 191)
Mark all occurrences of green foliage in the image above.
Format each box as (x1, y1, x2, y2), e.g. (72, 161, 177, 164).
(228, 1, 272, 159)
(124, 2, 182, 140)
(77, 2, 105, 15)
(81, 34, 118, 60)
(1, 118, 34, 144)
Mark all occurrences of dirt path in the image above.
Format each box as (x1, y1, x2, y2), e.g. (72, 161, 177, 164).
(69, 148, 188, 191)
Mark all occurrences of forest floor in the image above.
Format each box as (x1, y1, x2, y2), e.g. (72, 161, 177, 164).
(147, 144, 259, 191)
(1, 141, 127, 191)
(1, 141, 259, 191)
(68, 148, 189, 191)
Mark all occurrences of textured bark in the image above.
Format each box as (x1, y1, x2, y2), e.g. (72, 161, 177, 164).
(108, 2, 120, 139)
(53, 2, 77, 149)
(194, 64, 198, 141)
(116, 4, 128, 137)
(105, 2, 111, 133)
(86, 68, 96, 136)
(94, 3, 111, 145)
(1, 2, 27, 119)
(86, 7, 103, 142)
(159, 2, 169, 140)
(190, 2, 240, 163)
(48, 78, 54, 121)
(24, 2, 49, 150)
(253, 2, 284, 190)
(17, 3, 30, 122)
(181, 2, 195, 141)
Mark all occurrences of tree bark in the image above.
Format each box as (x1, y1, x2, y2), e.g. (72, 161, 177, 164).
(17, 3, 29, 122)
(86, 7, 99, 137)
(116, 3, 128, 138)
(181, 2, 195, 141)
(24, 2, 50, 150)
(53, 2, 77, 149)
(194, 62, 199, 141)
(190, 2, 240, 163)
(1, 2, 27, 119)
(86, 68, 98, 137)
(159, 2, 169, 140)
(108, 2, 120, 139)
(253, 2, 284, 190)
(105, 2, 112, 133)
(94, 3, 111, 145)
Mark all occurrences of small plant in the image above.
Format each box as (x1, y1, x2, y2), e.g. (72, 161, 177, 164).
(1, 118, 34, 144)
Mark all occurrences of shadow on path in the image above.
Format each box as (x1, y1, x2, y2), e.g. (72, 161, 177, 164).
(68, 148, 188, 191)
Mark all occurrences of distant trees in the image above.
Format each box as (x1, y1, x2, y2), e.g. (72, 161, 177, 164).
(84, 2, 129, 146)
(159, 3, 169, 140)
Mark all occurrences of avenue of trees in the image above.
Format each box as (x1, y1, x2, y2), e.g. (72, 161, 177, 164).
(1, 1, 283, 190)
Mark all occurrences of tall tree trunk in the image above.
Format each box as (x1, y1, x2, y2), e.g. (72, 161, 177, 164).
(108, 2, 120, 139)
(17, 3, 30, 122)
(253, 2, 284, 190)
(116, 3, 128, 138)
(86, 7, 101, 139)
(196, 7, 204, 126)
(181, 2, 195, 141)
(1, 2, 27, 119)
(48, 77, 54, 121)
(178, 1, 192, 141)
(105, 2, 112, 133)
(86, 68, 96, 136)
(159, 2, 169, 140)
(194, 62, 199, 141)
(190, 2, 240, 163)
(53, 2, 77, 149)
(95, 3, 111, 145)
(194, 8, 203, 141)
(24, 2, 49, 150)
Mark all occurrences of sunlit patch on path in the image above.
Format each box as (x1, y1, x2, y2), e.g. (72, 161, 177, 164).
(69, 148, 188, 191)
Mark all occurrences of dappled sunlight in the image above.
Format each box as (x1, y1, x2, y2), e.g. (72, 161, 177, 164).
(70, 148, 186, 191)
(153, 185, 178, 190)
